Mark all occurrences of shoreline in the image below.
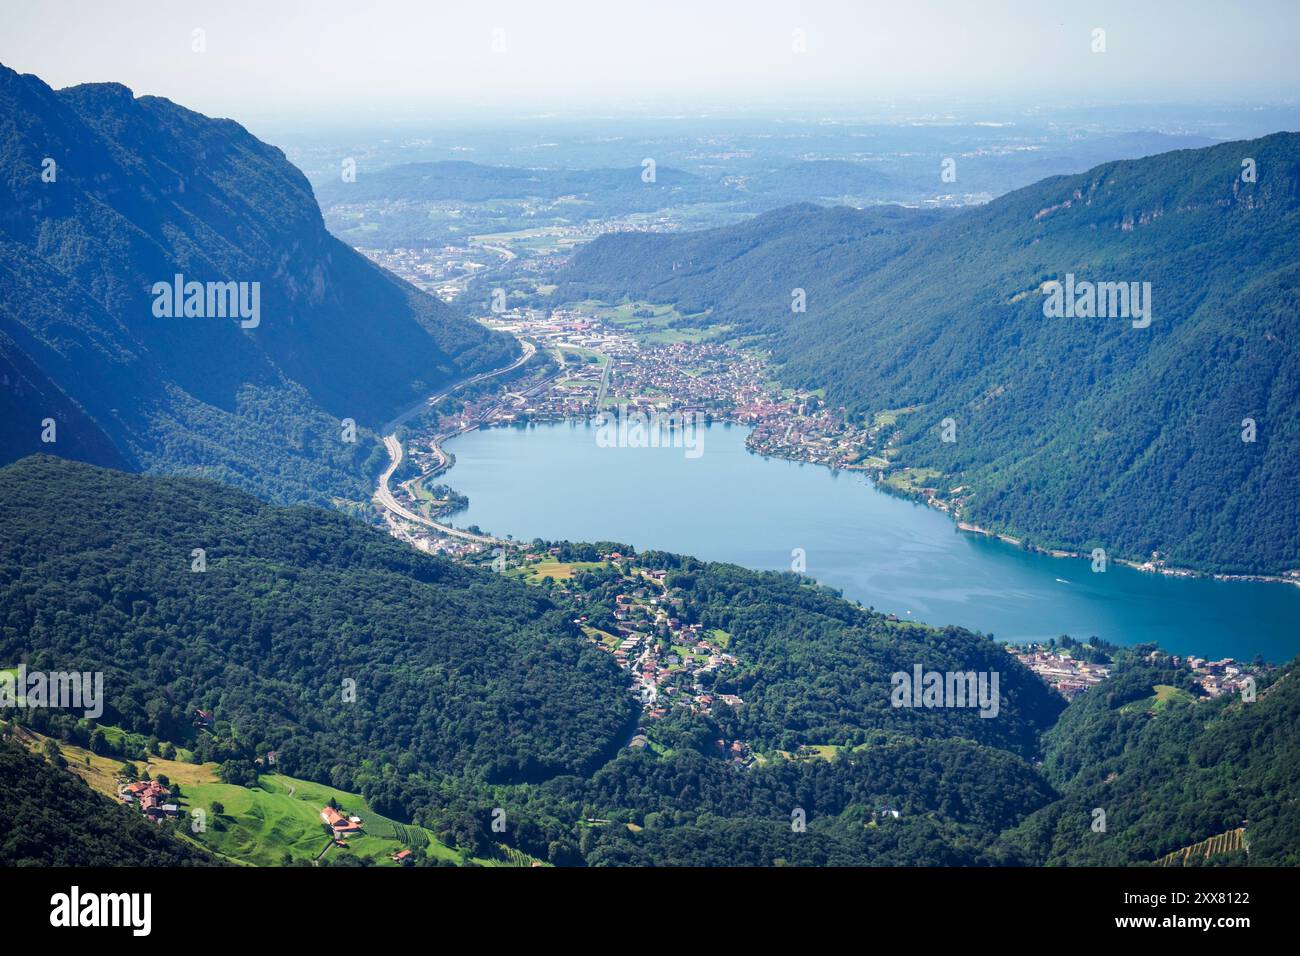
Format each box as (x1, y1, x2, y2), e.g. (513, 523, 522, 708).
(947, 521, 1300, 590)
(420, 401, 1300, 590)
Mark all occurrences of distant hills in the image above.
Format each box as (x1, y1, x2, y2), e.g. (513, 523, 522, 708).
(0, 64, 515, 504)
(315, 159, 729, 247)
(315, 159, 710, 206)
(559, 132, 1300, 575)
(311, 128, 1220, 248)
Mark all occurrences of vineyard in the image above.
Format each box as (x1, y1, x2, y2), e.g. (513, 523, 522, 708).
(1155, 828, 1248, 867)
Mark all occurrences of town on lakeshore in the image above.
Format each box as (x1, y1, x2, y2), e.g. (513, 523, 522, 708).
(368, 239, 1300, 591)
(1004, 642, 1265, 701)
(360, 262, 1283, 719)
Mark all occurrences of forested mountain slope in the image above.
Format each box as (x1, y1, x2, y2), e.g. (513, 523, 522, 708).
(7, 456, 1297, 866)
(559, 133, 1300, 574)
(0, 63, 515, 504)
(1000, 660, 1300, 866)
(3, 456, 1066, 864)
(0, 456, 635, 786)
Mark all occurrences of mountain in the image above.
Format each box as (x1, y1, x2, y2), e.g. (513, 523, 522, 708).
(0, 64, 515, 505)
(557, 132, 1300, 575)
(2, 455, 1065, 864)
(7, 455, 1297, 866)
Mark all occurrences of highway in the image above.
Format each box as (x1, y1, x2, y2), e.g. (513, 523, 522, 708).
(373, 340, 536, 544)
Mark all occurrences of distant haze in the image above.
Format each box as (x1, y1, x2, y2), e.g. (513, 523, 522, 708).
(1, 0, 1298, 122)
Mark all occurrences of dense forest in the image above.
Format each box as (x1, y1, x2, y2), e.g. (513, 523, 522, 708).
(0, 64, 516, 505)
(0, 456, 636, 786)
(1001, 662, 1300, 866)
(557, 133, 1300, 575)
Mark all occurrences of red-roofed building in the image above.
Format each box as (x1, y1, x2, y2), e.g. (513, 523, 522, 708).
(321, 806, 363, 833)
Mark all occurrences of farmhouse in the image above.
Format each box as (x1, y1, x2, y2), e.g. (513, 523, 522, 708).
(321, 806, 363, 833)
(120, 779, 177, 821)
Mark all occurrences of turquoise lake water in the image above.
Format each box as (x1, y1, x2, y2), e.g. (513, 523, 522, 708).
(443, 420, 1300, 662)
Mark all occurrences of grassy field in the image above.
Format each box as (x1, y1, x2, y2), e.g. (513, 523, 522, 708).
(776, 744, 842, 762)
(510, 559, 607, 582)
(575, 299, 722, 345)
(871, 405, 924, 429)
(582, 624, 621, 650)
(880, 466, 944, 495)
(179, 773, 471, 867)
(17, 728, 151, 795)
(14, 727, 526, 867)
(553, 344, 609, 368)
(1120, 684, 1199, 715)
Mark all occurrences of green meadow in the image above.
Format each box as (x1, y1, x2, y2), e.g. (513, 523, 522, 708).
(510, 558, 606, 582)
(179, 772, 469, 867)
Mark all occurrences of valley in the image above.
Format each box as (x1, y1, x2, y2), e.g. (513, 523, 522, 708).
(367, 289, 1300, 663)
(1, 31, 1298, 892)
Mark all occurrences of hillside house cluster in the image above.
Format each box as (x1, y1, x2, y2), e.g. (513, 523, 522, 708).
(119, 779, 179, 821)
(1005, 645, 1111, 699)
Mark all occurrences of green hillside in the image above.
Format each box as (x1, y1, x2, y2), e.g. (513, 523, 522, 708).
(999, 661, 1300, 865)
(6, 456, 1297, 867)
(0, 455, 636, 789)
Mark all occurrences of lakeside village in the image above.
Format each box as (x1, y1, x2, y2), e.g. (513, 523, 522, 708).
(1004, 642, 1267, 701)
(376, 303, 886, 561)
(483, 305, 883, 472)
(547, 547, 1270, 716)
(385, 304, 883, 541)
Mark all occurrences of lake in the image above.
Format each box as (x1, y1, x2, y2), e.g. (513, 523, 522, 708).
(443, 420, 1300, 662)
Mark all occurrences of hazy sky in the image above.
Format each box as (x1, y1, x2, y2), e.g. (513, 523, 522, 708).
(2, 0, 1298, 121)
